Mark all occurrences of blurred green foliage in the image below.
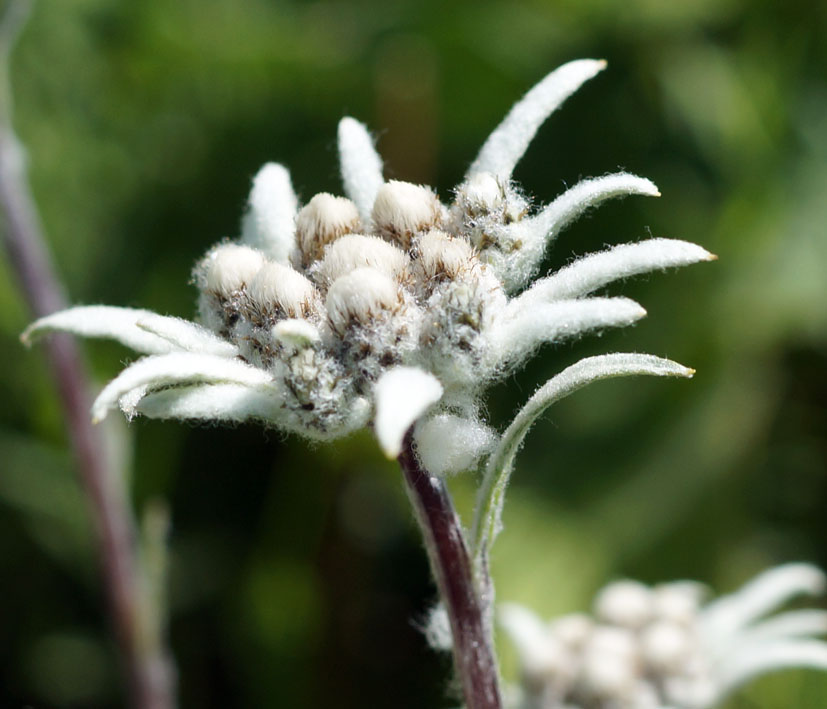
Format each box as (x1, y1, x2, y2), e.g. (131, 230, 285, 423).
(2, 0, 827, 706)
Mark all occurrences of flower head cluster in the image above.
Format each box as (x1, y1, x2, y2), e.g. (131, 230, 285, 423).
(500, 564, 827, 709)
(23, 59, 713, 464)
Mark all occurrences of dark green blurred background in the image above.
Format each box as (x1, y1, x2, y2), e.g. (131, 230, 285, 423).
(2, 0, 827, 706)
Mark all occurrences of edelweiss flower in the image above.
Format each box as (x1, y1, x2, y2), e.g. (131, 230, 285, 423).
(500, 563, 827, 709)
(23, 59, 713, 466)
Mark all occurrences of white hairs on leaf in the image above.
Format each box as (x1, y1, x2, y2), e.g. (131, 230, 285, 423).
(467, 59, 607, 179)
(524, 172, 660, 248)
(471, 353, 693, 571)
(136, 313, 239, 357)
(701, 563, 827, 643)
(338, 117, 384, 223)
(716, 640, 827, 701)
(513, 238, 715, 306)
(240, 163, 298, 263)
(414, 414, 495, 476)
(374, 366, 443, 458)
(136, 382, 285, 423)
(489, 297, 647, 368)
(22, 306, 181, 355)
(92, 352, 274, 422)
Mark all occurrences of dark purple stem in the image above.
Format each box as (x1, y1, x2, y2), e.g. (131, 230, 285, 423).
(0, 8, 174, 705)
(398, 431, 502, 709)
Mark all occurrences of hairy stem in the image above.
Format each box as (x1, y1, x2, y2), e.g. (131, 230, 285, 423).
(0, 3, 174, 707)
(398, 431, 502, 709)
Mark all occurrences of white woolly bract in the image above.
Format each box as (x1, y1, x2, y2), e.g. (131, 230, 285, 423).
(135, 382, 284, 423)
(467, 59, 606, 179)
(736, 610, 827, 646)
(372, 180, 442, 246)
(700, 563, 827, 644)
(247, 262, 318, 317)
(515, 238, 715, 306)
(313, 233, 409, 285)
(414, 414, 495, 476)
(240, 162, 297, 263)
(374, 366, 443, 458)
(92, 352, 274, 422)
(325, 267, 400, 332)
(197, 243, 266, 294)
(472, 354, 693, 573)
(295, 193, 361, 265)
(22, 305, 178, 355)
(716, 640, 827, 699)
(525, 172, 660, 246)
(489, 297, 647, 368)
(136, 313, 239, 357)
(338, 117, 384, 223)
(271, 318, 320, 346)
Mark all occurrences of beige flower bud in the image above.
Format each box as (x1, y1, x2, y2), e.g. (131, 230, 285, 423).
(372, 180, 442, 249)
(416, 229, 474, 280)
(594, 580, 655, 629)
(314, 234, 409, 286)
(197, 243, 266, 295)
(295, 193, 361, 266)
(458, 172, 505, 215)
(247, 262, 318, 318)
(325, 267, 400, 333)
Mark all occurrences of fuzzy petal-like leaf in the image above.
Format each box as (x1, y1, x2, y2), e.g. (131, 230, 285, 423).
(338, 117, 384, 223)
(514, 238, 715, 306)
(490, 297, 647, 369)
(374, 366, 443, 459)
(22, 306, 177, 354)
(240, 163, 298, 263)
(136, 313, 238, 357)
(136, 382, 285, 424)
(92, 352, 273, 422)
(467, 59, 606, 179)
(737, 610, 827, 646)
(471, 354, 694, 571)
(525, 172, 660, 247)
(716, 640, 827, 700)
(701, 564, 827, 642)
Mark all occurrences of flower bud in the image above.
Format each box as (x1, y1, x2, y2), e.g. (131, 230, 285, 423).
(653, 582, 706, 625)
(550, 613, 593, 649)
(197, 244, 266, 295)
(295, 193, 361, 266)
(314, 234, 409, 286)
(247, 262, 318, 319)
(594, 580, 654, 629)
(579, 627, 639, 699)
(457, 172, 504, 215)
(326, 267, 400, 333)
(640, 620, 693, 674)
(416, 229, 474, 280)
(578, 626, 639, 699)
(372, 180, 442, 248)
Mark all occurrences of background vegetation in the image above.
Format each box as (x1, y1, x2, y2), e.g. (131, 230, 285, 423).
(2, 0, 826, 706)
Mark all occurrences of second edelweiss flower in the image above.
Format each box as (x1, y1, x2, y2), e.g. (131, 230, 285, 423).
(23, 59, 714, 469)
(500, 564, 827, 709)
